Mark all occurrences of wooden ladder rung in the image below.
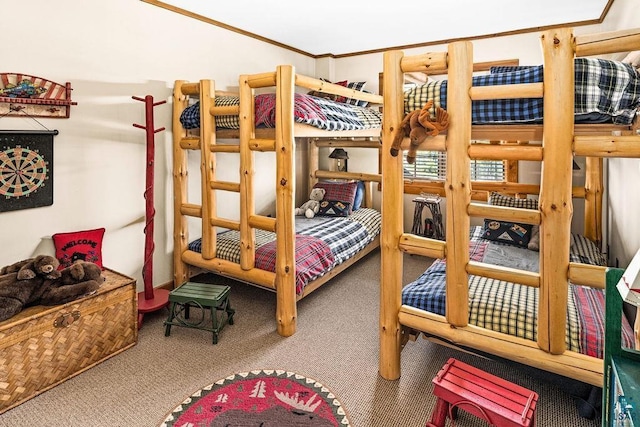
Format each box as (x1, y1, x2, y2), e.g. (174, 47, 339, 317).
(210, 180, 240, 192)
(468, 203, 540, 225)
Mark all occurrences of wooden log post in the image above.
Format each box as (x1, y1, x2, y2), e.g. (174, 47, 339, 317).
(199, 80, 216, 260)
(380, 49, 405, 381)
(584, 156, 603, 246)
(239, 74, 256, 271)
(274, 65, 297, 337)
(538, 28, 575, 355)
(172, 80, 190, 287)
(308, 138, 319, 195)
(445, 41, 473, 327)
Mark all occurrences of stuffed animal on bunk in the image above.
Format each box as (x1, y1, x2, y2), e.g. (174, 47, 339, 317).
(0, 256, 103, 322)
(38, 260, 104, 306)
(0, 255, 62, 321)
(295, 188, 326, 218)
(390, 100, 450, 164)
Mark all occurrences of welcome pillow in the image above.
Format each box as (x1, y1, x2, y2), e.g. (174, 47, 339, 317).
(52, 227, 105, 269)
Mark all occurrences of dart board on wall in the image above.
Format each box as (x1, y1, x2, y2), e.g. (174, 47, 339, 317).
(0, 131, 54, 212)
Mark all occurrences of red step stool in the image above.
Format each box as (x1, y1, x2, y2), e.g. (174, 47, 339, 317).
(427, 358, 538, 427)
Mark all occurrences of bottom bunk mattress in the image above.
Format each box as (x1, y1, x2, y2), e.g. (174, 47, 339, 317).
(402, 226, 635, 358)
(188, 208, 381, 295)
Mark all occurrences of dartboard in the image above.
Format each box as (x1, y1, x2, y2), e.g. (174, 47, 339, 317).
(0, 145, 48, 198)
(0, 132, 54, 213)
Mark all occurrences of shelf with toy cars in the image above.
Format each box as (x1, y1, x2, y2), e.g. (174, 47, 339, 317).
(0, 73, 76, 118)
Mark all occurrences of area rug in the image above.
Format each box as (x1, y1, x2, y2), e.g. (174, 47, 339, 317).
(160, 369, 351, 426)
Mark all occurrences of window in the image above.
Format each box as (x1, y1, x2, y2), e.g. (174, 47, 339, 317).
(403, 151, 505, 181)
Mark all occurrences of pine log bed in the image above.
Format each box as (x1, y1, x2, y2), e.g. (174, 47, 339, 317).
(380, 27, 640, 387)
(172, 69, 383, 336)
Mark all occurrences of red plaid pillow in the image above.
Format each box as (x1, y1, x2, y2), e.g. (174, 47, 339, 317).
(52, 228, 105, 269)
(308, 79, 348, 103)
(313, 181, 358, 213)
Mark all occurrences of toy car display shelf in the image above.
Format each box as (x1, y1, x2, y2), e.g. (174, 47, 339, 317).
(0, 73, 76, 118)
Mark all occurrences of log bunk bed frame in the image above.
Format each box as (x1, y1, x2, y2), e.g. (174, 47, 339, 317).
(380, 27, 640, 387)
(172, 69, 383, 336)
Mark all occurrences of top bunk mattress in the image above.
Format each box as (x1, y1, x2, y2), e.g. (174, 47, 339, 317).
(405, 58, 640, 125)
(180, 93, 382, 132)
(402, 226, 635, 358)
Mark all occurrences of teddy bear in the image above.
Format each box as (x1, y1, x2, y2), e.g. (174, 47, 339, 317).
(295, 187, 326, 218)
(0, 255, 62, 322)
(390, 100, 450, 164)
(0, 255, 60, 280)
(37, 261, 104, 306)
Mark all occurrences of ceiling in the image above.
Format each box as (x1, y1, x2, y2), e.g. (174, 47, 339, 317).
(147, 0, 611, 57)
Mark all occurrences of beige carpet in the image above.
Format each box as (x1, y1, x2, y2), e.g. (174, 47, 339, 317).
(1, 252, 600, 426)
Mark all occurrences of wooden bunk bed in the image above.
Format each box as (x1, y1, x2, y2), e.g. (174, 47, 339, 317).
(380, 27, 640, 387)
(172, 69, 384, 337)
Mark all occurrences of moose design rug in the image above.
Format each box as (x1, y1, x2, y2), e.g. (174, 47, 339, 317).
(160, 369, 351, 426)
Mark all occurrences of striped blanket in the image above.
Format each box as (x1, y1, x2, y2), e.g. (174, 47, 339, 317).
(402, 226, 635, 358)
(405, 58, 640, 125)
(188, 208, 381, 295)
(180, 94, 382, 131)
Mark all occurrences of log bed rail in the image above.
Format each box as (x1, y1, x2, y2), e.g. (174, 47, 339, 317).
(172, 69, 383, 337)
(380, 27, 640, 386)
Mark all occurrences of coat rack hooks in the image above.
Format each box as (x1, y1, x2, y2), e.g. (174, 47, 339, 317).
(132, 94, 169, 329)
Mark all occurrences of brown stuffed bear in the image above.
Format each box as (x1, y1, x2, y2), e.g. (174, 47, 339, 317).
(390, 100, 450, 164)
(0, 255, 60, 280)
(0, 255, 61, 322)
(38, 261, 104, 306)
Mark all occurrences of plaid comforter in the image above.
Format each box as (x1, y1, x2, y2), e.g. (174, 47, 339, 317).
(188, 208, 381, 295)
(402, 226, 635, 358)
(405, 58, 640, 125)
(180, 94, 382, 131)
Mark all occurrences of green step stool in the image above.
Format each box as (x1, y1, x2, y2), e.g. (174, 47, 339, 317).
(164, 281, 235, 344)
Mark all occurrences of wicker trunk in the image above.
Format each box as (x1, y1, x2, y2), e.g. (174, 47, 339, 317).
(0, 268, 137, 414)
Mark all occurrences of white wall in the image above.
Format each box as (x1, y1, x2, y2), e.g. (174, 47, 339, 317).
(0, 0, 315, 290)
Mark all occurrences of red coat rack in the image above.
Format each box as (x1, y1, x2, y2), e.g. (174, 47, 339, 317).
(133, 94, 169, 328)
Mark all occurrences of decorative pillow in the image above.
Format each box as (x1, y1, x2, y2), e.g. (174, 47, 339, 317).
(52, 228, 105, 269)
(353, 181, 366, 211)
(345, 81, 367, 106)
(317, 200, 351, 217)
(307, 79, 348, 102)
(482, 220, 533, 248)
(313, 181, 358, 212)
(356, 90, 373, 108)
(484, 192, 537, 248)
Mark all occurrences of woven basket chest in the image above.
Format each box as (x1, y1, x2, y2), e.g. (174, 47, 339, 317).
(0, 268, 137, 414)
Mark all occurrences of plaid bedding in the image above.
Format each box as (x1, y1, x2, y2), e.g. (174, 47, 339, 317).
(180, 94, 382, 131)
(255, 235, 335, 295)
(402, 226, 635, 358)
(188, 208, 381, 294)
(405, 58, 640, 125)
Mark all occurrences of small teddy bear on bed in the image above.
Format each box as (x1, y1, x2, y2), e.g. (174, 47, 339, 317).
(295, 188, 326, 218)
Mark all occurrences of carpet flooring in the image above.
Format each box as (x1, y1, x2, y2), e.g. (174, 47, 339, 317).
(0, 251, 601, 426)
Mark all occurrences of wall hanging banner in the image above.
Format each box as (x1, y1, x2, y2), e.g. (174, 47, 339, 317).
(0, 130, 54, 212)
